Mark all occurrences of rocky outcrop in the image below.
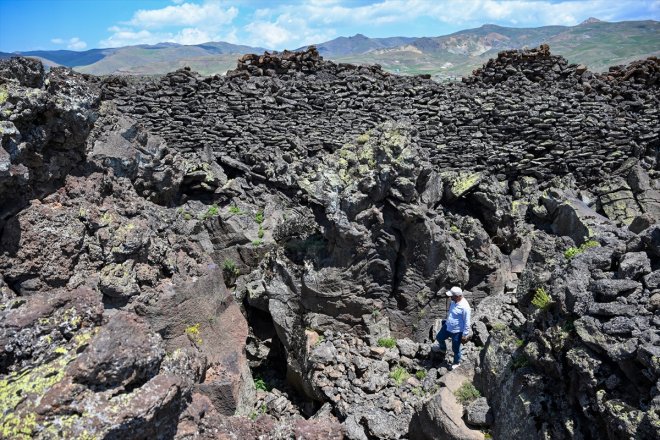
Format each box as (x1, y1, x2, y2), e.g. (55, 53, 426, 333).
(0, 45, 658, 439)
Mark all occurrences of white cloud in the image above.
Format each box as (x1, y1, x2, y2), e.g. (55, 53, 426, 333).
(128, 1, 238, 29)
(245, 21, 291, 48)
(244, 13, 335, 49)
(67, 37, 87, 50)
(100, 28, 161, 48)
(100, 1, 239, 48)
(98, 0, 658, 50)
(258, 0, 657, 30)
(172, 27, 215, 45)
(52, 37, 87, 50)
(100, 25, 230, 48)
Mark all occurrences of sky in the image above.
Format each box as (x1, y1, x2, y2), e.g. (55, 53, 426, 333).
(1, 0, 659, 52)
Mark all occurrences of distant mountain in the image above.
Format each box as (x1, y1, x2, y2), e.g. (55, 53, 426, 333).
(2, 19, 658, 78)
(296, 34, 417, 57)
(331, 20, 660, 79)
(4, 42, 267, 76)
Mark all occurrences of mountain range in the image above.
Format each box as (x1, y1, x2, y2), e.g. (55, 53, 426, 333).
(1, 18, 658, 78)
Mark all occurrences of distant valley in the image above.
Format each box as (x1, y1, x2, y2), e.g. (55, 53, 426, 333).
(1, 18, 658, 79)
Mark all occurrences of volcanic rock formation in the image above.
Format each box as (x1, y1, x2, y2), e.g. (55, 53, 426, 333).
(0, 47, 658, 439)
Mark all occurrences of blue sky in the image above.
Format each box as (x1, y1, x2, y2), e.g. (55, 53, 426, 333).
(1, 0, 658, 52)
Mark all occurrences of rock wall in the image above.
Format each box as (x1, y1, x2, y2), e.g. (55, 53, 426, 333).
(0, 46, 658, 439)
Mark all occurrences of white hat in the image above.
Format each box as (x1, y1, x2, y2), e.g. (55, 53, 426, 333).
(445, 286, 463, 297)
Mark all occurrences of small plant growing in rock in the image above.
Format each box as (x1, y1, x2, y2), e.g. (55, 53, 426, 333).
(378, 337, 396, 348)
(185, 323, 202, 344)
(491, 322, 507, 332)
(200, 203, 220, 220)
(254, 377, 270, 392)
(454, 381, 481, 405)
(515, 338, 525, 347)
(223, 258, 239, 276)
(415, 370, 427, 380)
(252, 239, 263, 246)
(564, 240, 599, 259)
(531, 287, 552, 310)
(228, 205, 242, 215)
(249, 404, 268, 420)
(255, 210, 264, 224)
(390, 366, 410, 386)
(511, 354, 530, 370)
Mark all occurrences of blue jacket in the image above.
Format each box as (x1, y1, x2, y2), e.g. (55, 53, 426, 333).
(446, 298, 471, 336)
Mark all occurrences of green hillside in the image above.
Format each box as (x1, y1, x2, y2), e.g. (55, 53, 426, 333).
(6, 19, 658, 78)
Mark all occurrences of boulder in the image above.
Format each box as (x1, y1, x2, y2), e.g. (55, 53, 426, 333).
(69, 311, 164, 389)
(465, 397, 493, 427)
(617, 252, 651, 280)
(409, 387, 484, 440)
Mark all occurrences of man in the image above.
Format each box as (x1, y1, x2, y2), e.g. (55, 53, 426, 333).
(436, 286, 471, 370)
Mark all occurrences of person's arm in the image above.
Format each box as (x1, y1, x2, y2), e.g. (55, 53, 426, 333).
(461, 305, 471, 341)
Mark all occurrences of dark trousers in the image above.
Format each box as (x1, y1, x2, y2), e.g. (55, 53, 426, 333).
(436, 322, 462, 364)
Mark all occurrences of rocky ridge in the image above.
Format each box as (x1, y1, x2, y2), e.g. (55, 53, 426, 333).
(0, 47, 659, 439)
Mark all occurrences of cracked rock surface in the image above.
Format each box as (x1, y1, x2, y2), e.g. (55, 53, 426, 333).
(0, 47, 658, 439)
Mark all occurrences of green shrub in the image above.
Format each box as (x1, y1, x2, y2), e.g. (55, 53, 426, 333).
(254, 377, 270, 392)
(454, 381, 481, 405)
(564, 246, 580, 259)
(515, 339, 525, 347)
(255, 210, 264, 224)
(390, 366, 410, 386)
(223, 258, 239, 276)
(258, 226, 265, 239)
(377, 337, 396, 348)
(185, 323, 202, 344)
(491, 322, 507, 332)
(200, 203, 219, 220)
(511, 355, 530, 370)
(531, 287, 552, 310)
(415, 370, 427, 380)
(249, 403, 268, 420)
(564, 239, 599, 259)
(228, 205, 242, 215)
(252, 239, 263, 246)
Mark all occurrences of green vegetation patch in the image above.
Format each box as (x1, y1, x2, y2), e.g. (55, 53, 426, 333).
(228, 205, 242, 215)
(390, 366, 410, 386)
(222, 258, 239, 276)
(564, 240, 599, 259)
(454, 381, 481, 405)
(377, 337, 396, 349)
(0, 85, 8, 105)
(185, 323, 202, 345)
(254, 377, 271, 392)
(200, 203, 219, 220)
(415, 370, 427, 380)
(511, 354, 530, 370)
(531, 286, 552, 310)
